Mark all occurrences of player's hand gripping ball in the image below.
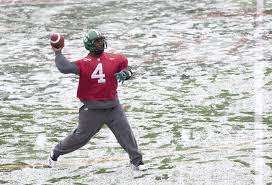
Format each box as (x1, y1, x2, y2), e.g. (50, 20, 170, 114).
(50, 32, 64, 48)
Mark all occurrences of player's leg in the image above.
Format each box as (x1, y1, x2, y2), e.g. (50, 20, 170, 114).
(106, 104, 143, 167)
(48, 107, 105, 167)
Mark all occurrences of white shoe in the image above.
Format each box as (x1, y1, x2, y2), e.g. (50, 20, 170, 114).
(48, 150, 57, 168)
(130, 163, 147, 171)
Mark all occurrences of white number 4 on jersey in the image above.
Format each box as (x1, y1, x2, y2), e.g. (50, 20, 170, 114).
(91, 63, 106, 83)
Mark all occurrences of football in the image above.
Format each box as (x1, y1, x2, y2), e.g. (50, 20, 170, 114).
(50, 32, 64, 48)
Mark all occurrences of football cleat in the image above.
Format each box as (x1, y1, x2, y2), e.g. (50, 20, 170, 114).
(48, 150, 57, 168)
(130, 163, 147, 171)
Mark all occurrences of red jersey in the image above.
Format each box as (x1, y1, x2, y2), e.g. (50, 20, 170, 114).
(75, 52, 128, 100)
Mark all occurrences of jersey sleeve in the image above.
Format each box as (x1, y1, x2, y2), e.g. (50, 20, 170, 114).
(118, 54, 128, 72)
(75, 59, 83, 74)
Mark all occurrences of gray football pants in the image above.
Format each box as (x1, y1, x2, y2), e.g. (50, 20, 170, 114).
(53, 104, 143, 166)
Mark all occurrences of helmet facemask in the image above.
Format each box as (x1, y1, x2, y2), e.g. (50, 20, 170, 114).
(91, 37, 107, 55)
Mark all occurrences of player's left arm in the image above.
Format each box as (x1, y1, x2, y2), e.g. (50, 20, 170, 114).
(115, 54, 133, 83)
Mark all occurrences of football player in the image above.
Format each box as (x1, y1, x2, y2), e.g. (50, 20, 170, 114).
(48, 30, 144, 171)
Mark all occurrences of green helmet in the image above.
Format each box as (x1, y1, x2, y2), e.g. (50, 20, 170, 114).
(83, 30, 107, 53)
